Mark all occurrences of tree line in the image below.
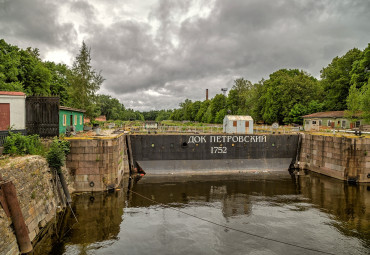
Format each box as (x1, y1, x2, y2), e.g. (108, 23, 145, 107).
(1, 38, 369, 124)
(0, 39, 144, 120)
(167, 45, 370, 124)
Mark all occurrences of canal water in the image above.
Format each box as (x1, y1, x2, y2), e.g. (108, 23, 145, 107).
(34, 172, 370, 255)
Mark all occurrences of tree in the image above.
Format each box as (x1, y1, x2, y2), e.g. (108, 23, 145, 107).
(320, 48, 362, 110)
(155, 110, 172, 121)
(285, 100, 324, 124)
(68, 41, 104, 118)
(209, 94, 226, 123)
(180, 99, 193, 121)
(195, 100, 210, 122)
(350, 44, 370, 90)
(259, 69, 321, 124)
(44, 62, 71, 105)
(191, 101, 201, 121)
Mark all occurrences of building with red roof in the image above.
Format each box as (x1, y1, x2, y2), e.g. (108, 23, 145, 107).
(0, 91, 26, 131)
(302, 111, 367, 131)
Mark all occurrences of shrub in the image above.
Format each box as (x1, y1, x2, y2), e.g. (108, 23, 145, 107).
(3, 132, 44, 155)
(46, 139, 70, 173)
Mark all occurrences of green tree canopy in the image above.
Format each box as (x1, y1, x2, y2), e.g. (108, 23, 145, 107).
(68, 41, 104, 118)
(320, 48, 362, 110)
(259, 69, 321, 124)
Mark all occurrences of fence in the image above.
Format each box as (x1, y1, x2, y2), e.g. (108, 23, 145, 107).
(130, 125, 223, 134)
(128, 125, 300, 134)
(0, 130, 27, 147)
(26, 96, 59, 137)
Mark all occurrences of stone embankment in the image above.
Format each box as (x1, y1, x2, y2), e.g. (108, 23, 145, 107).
(299, 134, 370, 182)
(65, 133, 130, 192)
(0, 133, 130, 254)
(0, 156, 73, 255)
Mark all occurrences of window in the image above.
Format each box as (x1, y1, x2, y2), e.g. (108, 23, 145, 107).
(63, 114, 66, 126)
(80, 115, 82, 125)
(305, 120, 310, 125)
(327, 120, 331, 127)
(312, 120, 317, 125)
(342, 120, 346, 128)
(355, 121, 361, 128)
(74, 115, 77, 125)
(319, 120, 322, 126)
(233, 121, 237, 127)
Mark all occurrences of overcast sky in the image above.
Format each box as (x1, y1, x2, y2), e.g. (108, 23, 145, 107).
(0, 0, 369, 111)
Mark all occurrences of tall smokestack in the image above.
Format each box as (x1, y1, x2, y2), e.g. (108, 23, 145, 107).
(206, 89, 208, 100)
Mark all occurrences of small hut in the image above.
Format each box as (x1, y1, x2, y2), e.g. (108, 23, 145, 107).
(223, 115, 253, 134)
(59, 106, 85, 134)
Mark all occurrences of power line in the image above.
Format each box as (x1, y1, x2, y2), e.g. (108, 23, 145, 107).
(129, 190, 336, 255)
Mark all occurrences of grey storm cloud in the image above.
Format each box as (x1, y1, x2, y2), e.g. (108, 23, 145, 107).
(0, 0, 77, 52)
(0, 0, 369, 110)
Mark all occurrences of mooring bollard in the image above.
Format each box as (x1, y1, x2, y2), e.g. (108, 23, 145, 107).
(1, 180, 33, 253)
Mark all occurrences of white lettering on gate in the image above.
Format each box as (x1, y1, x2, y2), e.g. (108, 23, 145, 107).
(188, 135, 206, 143)
(189, 135, 267, 143)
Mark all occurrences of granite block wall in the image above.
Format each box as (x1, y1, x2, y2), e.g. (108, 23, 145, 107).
(66, 134, 129, 192)
(299, 134, 370, 182)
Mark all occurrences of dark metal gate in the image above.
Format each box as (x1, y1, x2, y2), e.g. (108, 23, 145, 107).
(26, 96, 59, 137)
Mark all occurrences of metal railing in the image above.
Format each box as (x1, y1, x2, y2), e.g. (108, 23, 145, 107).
(253, 125, 301, 134)
(0, 130, 27, 147)
(129, 125, 301, 134)
(130, 125, 223, 134)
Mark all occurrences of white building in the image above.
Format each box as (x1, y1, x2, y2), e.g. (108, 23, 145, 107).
(223, 115, 253, 134)
(0, 91, 26, 130)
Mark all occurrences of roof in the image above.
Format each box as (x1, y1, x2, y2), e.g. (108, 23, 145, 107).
(224, 115, 253, 121)
(59, 106, 86, 113)
(0, 91, 26, 96)
(302, 111, 357, 118)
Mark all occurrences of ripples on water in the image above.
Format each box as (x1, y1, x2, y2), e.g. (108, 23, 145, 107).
(34, 172, 370, 255)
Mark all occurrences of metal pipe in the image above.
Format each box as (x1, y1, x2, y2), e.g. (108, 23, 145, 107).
(1, 181, 33, 253)
(336, 129, 370, 134)
(58, 171, 72, 204)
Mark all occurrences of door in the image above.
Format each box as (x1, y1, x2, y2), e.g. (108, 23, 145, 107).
(70, 115, 73, 127)
(245, 121, 249, 134)
(0, 103, 10, 130)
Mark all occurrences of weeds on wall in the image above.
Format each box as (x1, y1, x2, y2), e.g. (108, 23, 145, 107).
(3, 133, 71, 174)
(3, 132, 44, 155)
(46, 139, 70, 173)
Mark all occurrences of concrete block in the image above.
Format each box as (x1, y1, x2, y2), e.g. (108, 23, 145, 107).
(365, 161, 370, 168)
(75, 174, 88, 182)
(66, 160, 78, 169)
(87, 140, 98, 147)
(75, 167, 99, 175)
(72, 154, 81, 161)
(88, 174, 102, 183)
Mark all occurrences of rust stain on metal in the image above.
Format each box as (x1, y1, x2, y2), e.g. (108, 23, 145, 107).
(1, 180, 33, 253)
(0, 188, 11, 217)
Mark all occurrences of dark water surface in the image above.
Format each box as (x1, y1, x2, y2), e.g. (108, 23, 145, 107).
(34, 172, 370, 255)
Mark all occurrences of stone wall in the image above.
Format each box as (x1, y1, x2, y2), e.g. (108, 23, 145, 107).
(299, 134, 370, 182)
(0, 155, 72, 255)
(66, 133, 129, 192)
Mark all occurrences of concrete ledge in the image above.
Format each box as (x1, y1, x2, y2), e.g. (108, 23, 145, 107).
(137, 158, 293, 175)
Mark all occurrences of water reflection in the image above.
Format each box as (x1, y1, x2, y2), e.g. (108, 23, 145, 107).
(34, 172, 370, 255)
